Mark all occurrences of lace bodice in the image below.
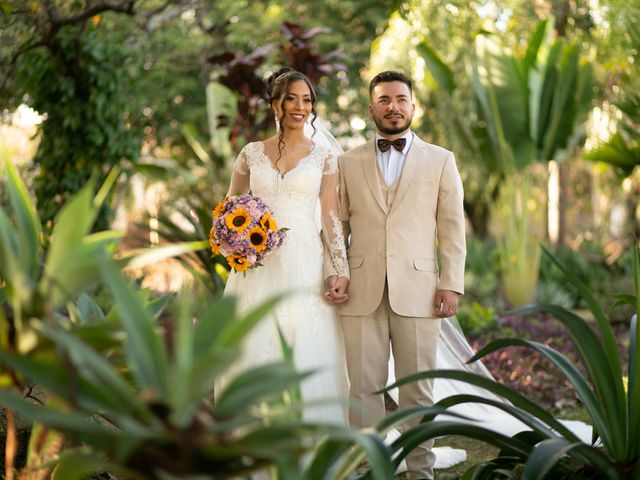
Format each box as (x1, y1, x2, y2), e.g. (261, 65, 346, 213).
(228, 141, 349, 279)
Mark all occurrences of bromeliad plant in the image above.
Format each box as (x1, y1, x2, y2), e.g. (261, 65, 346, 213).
(0, 157, 394, 479)
(380, 243, 639, 480)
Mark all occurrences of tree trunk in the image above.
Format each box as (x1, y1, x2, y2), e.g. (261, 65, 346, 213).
(557, 161, 569, 248)
(463, 198, 490, 239)
(552, 0, 571, 249)
(627, 176, 640, 242)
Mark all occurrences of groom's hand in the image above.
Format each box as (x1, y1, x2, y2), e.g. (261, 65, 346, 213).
(434, 289, 459, 318)
(324, 276, 349, 304)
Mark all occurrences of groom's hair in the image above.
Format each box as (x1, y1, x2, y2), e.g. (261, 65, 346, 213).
(369, 71, 412, 97)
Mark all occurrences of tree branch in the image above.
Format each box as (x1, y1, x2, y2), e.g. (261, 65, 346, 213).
(141, 0, 198, 32)
(52, 0, 137, 28)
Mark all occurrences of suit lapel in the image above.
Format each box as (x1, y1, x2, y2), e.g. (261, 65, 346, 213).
(389, 137, 423, 217)
(361, 140, 388, 215)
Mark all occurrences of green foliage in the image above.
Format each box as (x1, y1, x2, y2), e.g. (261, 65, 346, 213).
(1, 152, 398, 480)
(128, 154, 227, 296)
(17, 24, 142, 231)
(383, 243, 640, 479)
(463, 237, 501, 304)
(585, 130, 640, 177)
(418, 19, 594, 238)
(456, 302, 501, 336)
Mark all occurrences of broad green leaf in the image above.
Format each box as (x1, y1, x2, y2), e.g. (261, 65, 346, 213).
(436, 393, 576, 441)
(93, 166, 120, 209)
(375, 404, 451, 432)
(303, 436, 352, 480)
(45, 230, 122, 308)
(511, 304, 625, 457)
(37, 323, 153, 420)
(313, 429, 395, 480)
(3, 155, 41, 279)
(584, 132, 640, 177)
(0, 349, 143, 420)
(71, 292, 107, 325)
(167, 295, 195, 425)
(214, 294, 284, 349)
(470, 338, 606, 443)
(52, 448, 143, 480)
(541, 44, 580, 160)
(417, 42, 454, 94)
(168, 349, 234, 427)
(540, 247, 625, 413)
(612, 293, 637, 309)
(385, 370, 580, 439)
(98, 256, 169, 398)
(120, 241, 208, 270)
(523, 439, 619, 480)
(392, 421, 531, 465)
(522, 21, 548, 73)
(214, 363, 310, 416)
(0, 210, 23, 298)
(193, 296, 237, 355)
(0, 389, 119, 450)
(44, 183, 97, 283)
(473, 33, 530, 172)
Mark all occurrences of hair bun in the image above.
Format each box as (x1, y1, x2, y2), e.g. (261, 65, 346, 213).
(267, 67, 294, 98)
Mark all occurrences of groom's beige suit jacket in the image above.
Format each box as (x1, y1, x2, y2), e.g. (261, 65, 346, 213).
(326, 136, 466, 317)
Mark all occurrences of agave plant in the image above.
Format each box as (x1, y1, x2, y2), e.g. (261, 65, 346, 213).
(379, 244, 639, 480)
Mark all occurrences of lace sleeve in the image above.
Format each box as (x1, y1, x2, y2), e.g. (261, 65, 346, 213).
(227, 146, 251, 196)
(319, 152, 349, 279)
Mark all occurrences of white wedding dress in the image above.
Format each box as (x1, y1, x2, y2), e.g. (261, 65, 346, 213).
(221, 140, 349, 426)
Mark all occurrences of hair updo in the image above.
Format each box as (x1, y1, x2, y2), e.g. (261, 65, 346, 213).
(265, 67, 317, 164)
(267, 67, 316, 104)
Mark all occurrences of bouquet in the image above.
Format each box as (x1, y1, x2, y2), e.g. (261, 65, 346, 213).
(209, 193, 286, 272)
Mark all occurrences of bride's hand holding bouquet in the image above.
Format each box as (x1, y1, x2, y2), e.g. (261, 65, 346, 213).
(209, 193, 286, 272)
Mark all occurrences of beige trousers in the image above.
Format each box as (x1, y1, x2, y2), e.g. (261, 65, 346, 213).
(341, 284, 441, 480)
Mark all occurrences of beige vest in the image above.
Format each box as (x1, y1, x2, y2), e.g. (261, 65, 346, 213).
(377, 166, 400, 209)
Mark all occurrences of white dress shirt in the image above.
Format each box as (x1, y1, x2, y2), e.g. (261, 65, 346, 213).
(375, 131, 414, 187)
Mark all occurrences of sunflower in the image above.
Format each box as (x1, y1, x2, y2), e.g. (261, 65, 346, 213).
(227, 254, 251, 272)
(212, 198, 227, 218)
(225, 207, 251, 232)
(248, 226, 268, 251)
(209, 228, 220, 255)
(260, 213, 277, 232)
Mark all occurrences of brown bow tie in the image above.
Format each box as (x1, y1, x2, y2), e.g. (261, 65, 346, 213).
(377, 137, 406, 153)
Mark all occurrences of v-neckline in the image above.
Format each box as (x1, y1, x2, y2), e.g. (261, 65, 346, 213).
(258, 141, 316, 179)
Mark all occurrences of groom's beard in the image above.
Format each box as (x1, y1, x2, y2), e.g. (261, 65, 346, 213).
(372, 113, 412, 136)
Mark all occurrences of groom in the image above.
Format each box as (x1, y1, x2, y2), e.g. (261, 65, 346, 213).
(325, 70, 466, 479)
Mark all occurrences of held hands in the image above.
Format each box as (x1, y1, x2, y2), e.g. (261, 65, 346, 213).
(324, 275, 349, 305)
(434, 289, 459, 318)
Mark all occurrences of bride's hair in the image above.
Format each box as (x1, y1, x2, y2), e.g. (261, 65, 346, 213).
(266, 67, 317, 165)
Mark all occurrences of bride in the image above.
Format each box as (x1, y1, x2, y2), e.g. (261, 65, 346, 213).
(220, 67, 350, 425)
